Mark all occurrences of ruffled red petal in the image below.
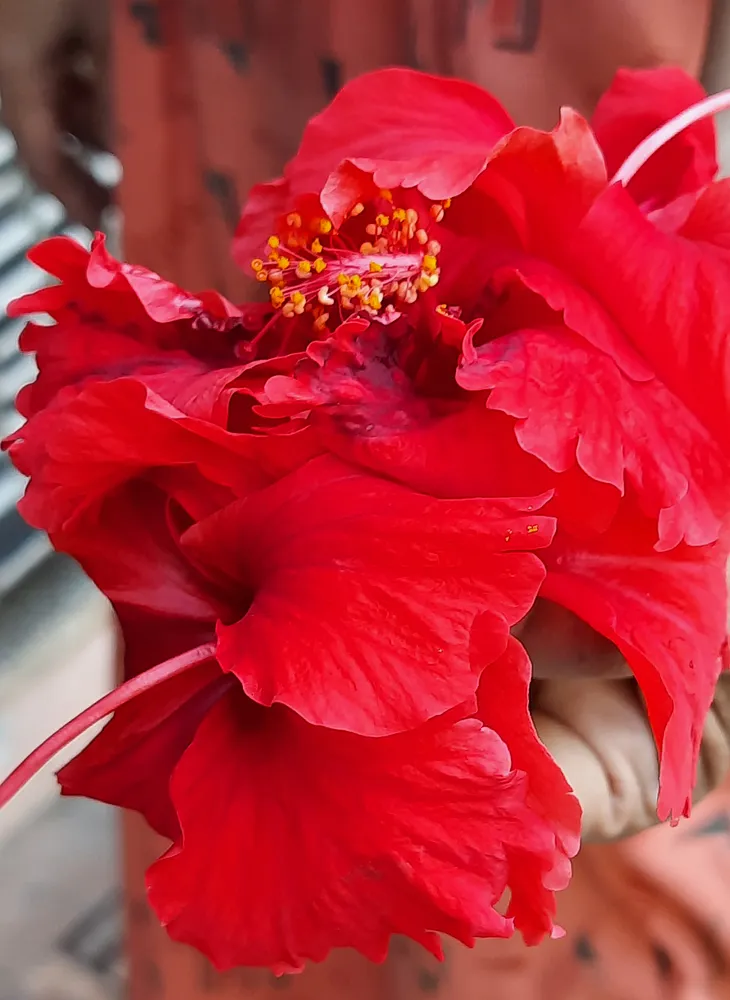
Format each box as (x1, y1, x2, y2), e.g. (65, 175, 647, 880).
(457, 325, 728, 549)
(476, 637, 581, 941)
(291, 69, 514, 217)
(564, 184, 730, 450)
(185, 456, 554, 734)
(541, 506, 729, 821)
(147, 689, 565, 972)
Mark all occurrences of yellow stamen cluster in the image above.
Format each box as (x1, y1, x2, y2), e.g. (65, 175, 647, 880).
(248, 196, 449, 330)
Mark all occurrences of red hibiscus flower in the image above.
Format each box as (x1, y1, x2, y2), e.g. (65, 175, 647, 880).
(1, 63, 728, 973)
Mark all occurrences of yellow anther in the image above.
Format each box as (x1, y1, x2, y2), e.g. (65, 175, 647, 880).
(443, 198, 452, 208)
(379, 189, 393, 201)
(311, 238, 323, 254)
(295, 262, 312, 280)
(527, 524, 539, 534)
(317, 218, 333, 234)
(277, 255, 290, 269)
(255, 271, 269, 283)
(349, 202, 365, 217)
(251, 258, 264, 272)
(337, 273, 349, 285)
(415, 229, 429, 245)
(349, 274, 362, 290)
(368, 290, 383, 310)
(359, 241, 374, 254)
(268, 250, 281, 262)
(291, 291, 306, 306)
(314, 257, 327, 274)
(436, 303, 448, 314)
(268, 235, 280, 249)
(369, 261, 384, 273)
(286, 213, 302, 229)
(375, 214, 390, 227)
(423, 254, 438, 273)
(392, 208, 406, 222)
(270, 287, 285, 307)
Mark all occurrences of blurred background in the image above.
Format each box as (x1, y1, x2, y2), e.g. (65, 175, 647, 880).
(0, 138, 121, 998)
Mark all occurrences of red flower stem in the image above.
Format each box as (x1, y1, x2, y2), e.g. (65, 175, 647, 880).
(612, 89, 730, 187)
(0, 642, 216, 810)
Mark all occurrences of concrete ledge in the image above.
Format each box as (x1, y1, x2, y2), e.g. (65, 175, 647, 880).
(0, 798, 119, 1000)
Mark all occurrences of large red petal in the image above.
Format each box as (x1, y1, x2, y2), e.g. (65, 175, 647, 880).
(457, 326, 728, 549)
(591, 68, 717, 209)
(184, 456, 554, 735)
(58, 659, 229, 838)
(451, 109, 607, 256)
(147, 691, 565, 972)
(564, 183, 730, 448)
(236, 71, 514, 248)
(541, 506, 729, 821)
(289, 69, 514, 221)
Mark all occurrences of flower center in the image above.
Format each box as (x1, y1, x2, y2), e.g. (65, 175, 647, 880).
(249, 197, 447, 331)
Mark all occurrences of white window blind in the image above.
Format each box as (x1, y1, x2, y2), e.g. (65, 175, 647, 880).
(0, 126, 93, 596)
